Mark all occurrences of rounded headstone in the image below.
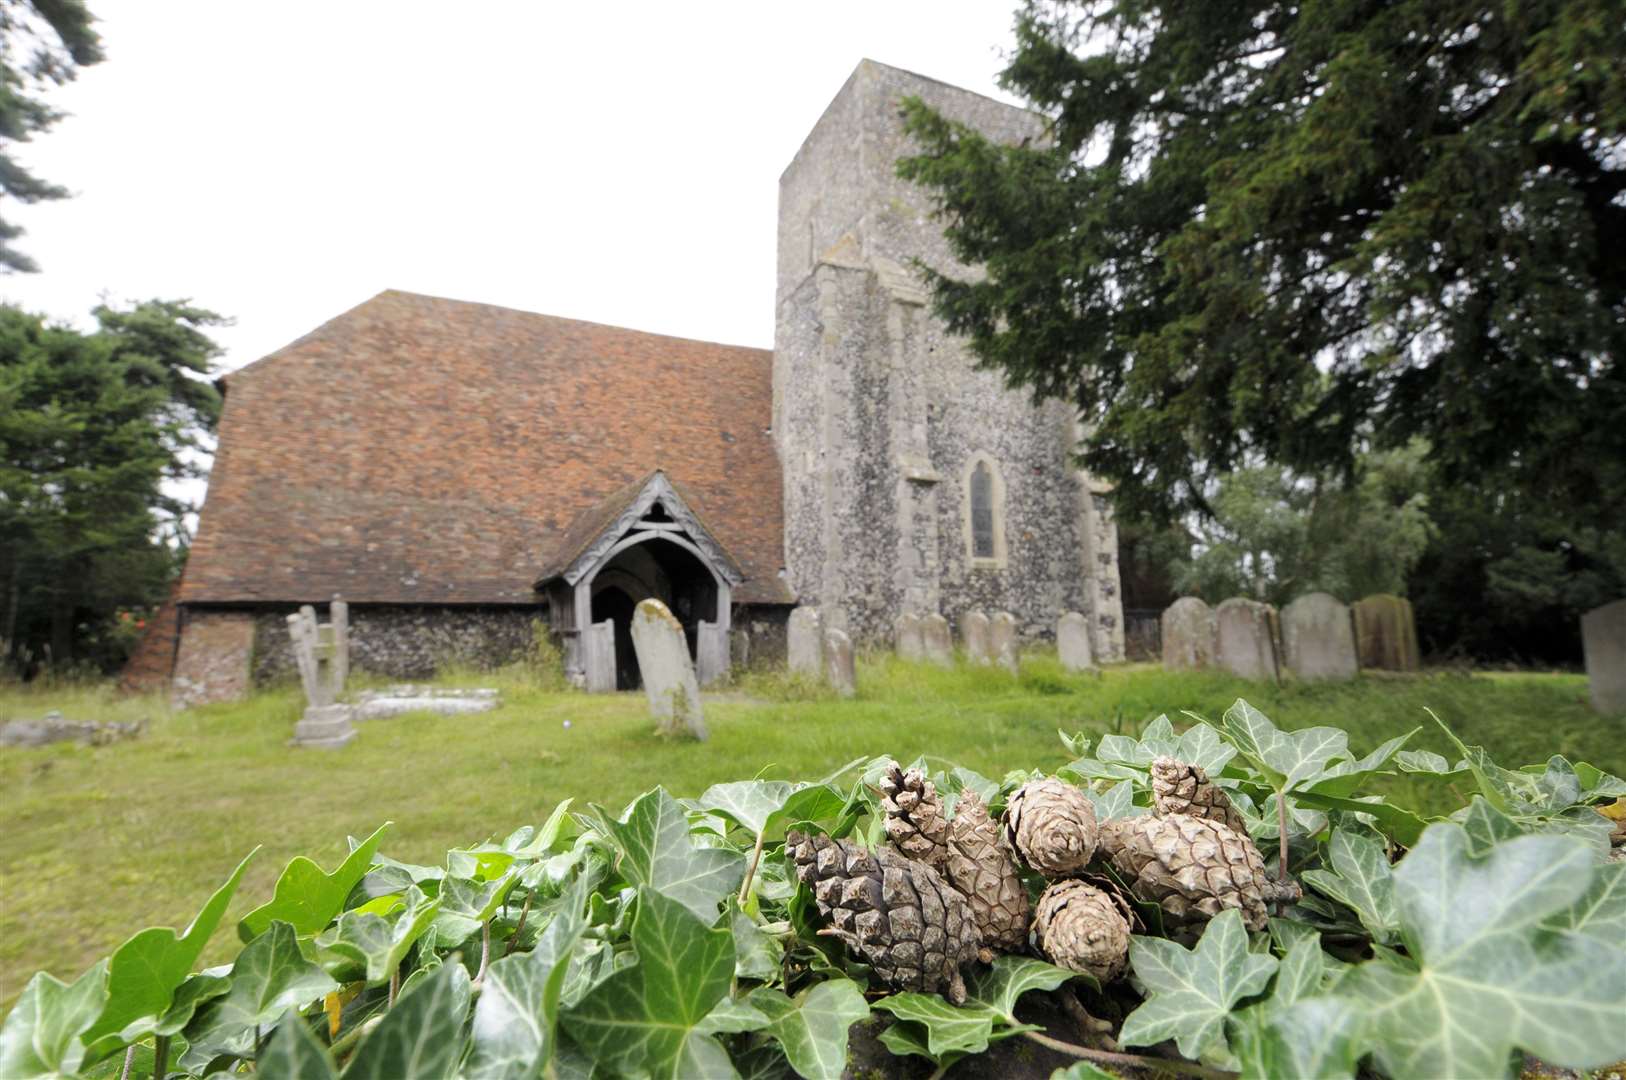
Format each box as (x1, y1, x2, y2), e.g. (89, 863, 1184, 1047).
(825, 628, 856, 698)
(1281, 592, 1358, 682)
(1352, 594, 1420, 672)
(920, 613, 953, 667)
(631, 598, 707, 739)
(787, 606, 824, 677)
(962, 610, 992, 664)
(895, 613, 925, 661)
(990, 611, 1020, 674)
(1161, 597, 1216, 671)
(1582, 598, 1626, 714)
(1057, 611, 1094, 672)
(1215, 598, 1280, 683)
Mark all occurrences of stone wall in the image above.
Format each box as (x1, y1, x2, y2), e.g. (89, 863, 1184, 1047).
(773, 60, 1126, 658)
(171, 610, 256, 707)
(248, 605, 541, 685)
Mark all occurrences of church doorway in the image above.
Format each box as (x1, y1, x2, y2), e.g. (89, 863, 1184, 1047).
(588, 536, 719, 688)
(589, 585, 640, 690)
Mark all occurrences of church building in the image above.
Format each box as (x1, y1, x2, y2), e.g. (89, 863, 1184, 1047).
(135, 60, 1126, 704)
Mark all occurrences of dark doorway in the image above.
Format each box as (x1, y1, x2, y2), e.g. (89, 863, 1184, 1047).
(591, 586, 640, 690)
(590, 538, 719, 676)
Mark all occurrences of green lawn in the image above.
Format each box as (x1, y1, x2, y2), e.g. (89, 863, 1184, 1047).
(1, 655, 1618, 1014)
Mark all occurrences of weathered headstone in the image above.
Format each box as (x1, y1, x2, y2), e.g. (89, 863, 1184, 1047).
(354, 686, 500, 721)
(787, 606, 824, 677)
(895, 613, 925, 661)
(1161, 597, 1216, 671)
(1582, 599, 1626, 714)
(921, 613, 953, 667)
(1281, 592, 1359, 682)
(962, 610, 992, 664)
(631, 598, 707, 739)
(1352, 594, 1420, 672)
(1215, 598, 1280, 683)
(825, 628, 856, 698)
(990, 611, 1020, 674)
(1057, 611, 1094, 672)
(288, 596, 356, 749)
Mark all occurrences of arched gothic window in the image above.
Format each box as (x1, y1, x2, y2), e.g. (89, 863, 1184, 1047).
(962, 454, 1007, 568)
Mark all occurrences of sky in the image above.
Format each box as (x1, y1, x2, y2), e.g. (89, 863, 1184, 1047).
(3, 1, 1025, 373)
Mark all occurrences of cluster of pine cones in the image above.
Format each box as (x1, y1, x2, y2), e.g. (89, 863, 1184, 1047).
(786, 756, 1298, 1003)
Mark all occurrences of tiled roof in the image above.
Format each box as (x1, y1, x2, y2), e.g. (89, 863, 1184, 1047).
(180, 290, 793, 606)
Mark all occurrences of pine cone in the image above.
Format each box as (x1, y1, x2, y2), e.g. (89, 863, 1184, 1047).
(941, 790, 1030, 960)
(1030, 879, 1131, 982)
(1096, 813, 1287, 936)
(1003, 778, 1098, 877)
(879, 765, 950, 869)
(1150, 756, 1249, 835)
(786, 830, 982, 1003)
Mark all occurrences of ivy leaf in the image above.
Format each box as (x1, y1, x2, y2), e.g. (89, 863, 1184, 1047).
(732, 905, 784, 981)
(1301, 730, 1417, 797)
(1051, 1064, 1120, 1080)
(0, 960, 108, 1080)
(871, 994, 1003, 1059)
(1084, 779, 1146, 822)
(258, 1011, 338, 1080)
(431, 867, 522, 948)
(598, 788, 745, 922)
(341, 960, 471, 1080)
(81, 848, 256, 1057)
(151, 973, 231, 1037)
(698, 781, 845, 838)
(1300, 829, 1399, 944)
(1336, 824, 1626, 1078)
(970, 954, 1092, 1014)
(1291, 790, 1428, 847)
(744, 980, 869, 1080)
(1229, 995, 1361, 1080)
(1222, 699, 1348, 792)
(1117, 909, 1279, 1063)
(1396, 749, 1466, 775)
(317, 885, 438, 986)
(562, 888, 736, 1079)
(1543, 859, 1626, 953)
(240, 825, 390, 941)
(464, 870, 592, 1080)
(183, 921, 339, 1063)
(696, 997, 771, 1036)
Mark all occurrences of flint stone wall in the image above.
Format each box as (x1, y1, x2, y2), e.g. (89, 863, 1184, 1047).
(773, 60, 1125, 661)
(249, 606, 538, 685)
(1582, 599, 1626, 714)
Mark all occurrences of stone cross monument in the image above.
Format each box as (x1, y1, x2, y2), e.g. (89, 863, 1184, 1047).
(288, 596, 356, 748)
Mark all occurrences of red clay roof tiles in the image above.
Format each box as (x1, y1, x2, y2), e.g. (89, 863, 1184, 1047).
(180, 290, 792, 607)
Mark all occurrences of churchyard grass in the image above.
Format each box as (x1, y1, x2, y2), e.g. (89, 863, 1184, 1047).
(0, 656, 1616, 1013)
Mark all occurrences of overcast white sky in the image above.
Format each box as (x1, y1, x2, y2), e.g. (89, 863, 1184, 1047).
(3, 2, 1024, 373)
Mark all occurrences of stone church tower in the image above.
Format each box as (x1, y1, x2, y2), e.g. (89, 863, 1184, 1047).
(774, 60, 1126, 660)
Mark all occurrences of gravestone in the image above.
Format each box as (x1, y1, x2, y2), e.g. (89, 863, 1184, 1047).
(990, 611, 1020, 674)
(921, 614, 953, 667)
(962, 610, 992, 664)
(288, 597, 356, 749)
(1281, 592, 1359, 682)
(788, 606, 824, 677)
(1353, 594, 1420, 672)
(825, 628, 856, 698)
(631, 598, 707, 739)
(1057, 611, 1094, 672)
(894, 613, 925, 661)
(1581, 599, 1626, 714)
(1215, 598, 1280, 683)
(1161, 598, 1216, 671)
